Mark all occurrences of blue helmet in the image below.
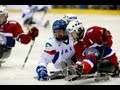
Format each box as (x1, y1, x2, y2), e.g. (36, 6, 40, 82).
(52, 19, 68, 41)
(52, 19, 67, 31)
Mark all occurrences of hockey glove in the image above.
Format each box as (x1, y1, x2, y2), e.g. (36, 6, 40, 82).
(28, 27, 39, 40)
(36, 66, 49, 80)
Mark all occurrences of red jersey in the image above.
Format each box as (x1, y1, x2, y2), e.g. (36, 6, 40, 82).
(74, 26, 113, 61)
(0, 20, 31, 47)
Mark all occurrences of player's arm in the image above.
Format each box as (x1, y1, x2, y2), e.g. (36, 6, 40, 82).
(12, 21, 39, 44)
(104, 30, 113, 47)
(89, 26, 113, 47)
(36, 39, 57, 80)
(37, 39, 57, 67)
(74, 41, 85, 61)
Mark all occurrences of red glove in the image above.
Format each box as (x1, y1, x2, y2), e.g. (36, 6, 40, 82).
(28, 27, 39, 40)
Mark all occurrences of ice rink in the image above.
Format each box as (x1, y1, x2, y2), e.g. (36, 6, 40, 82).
(0, 11, 120, 85)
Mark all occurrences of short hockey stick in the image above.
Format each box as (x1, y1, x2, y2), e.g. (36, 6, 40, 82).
(21, 38, 35, 69)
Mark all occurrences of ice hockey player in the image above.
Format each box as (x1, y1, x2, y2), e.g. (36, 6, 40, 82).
(21, 5, 50, 28)
(62, 14, 78, 24)
(66, 19, 120, 80)
(36, 19, 76, 81)
(0, 6, 39, 66)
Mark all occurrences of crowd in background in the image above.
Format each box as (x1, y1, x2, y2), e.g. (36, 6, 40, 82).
(53, 5, 120, 10)
(6, 5, 120, 11)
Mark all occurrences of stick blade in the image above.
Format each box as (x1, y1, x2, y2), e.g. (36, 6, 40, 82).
(21, 63, 25, 70)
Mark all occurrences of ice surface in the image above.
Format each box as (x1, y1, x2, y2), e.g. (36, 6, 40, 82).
(0, 11, 120, 85)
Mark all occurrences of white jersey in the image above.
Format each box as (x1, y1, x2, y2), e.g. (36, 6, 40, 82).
(38, 36, 75, 70)
(22, 5, 50, 22)
(22, 5, 36, 22)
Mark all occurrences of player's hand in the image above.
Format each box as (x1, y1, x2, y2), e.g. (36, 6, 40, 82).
(28, 27, 39, 40)
(36, 66, 49, 81)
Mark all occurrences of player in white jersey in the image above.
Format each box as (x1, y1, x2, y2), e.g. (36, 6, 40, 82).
(62, 14, 78, 24)
(21, 5, 50, 28)
(36, 19, 76, 80)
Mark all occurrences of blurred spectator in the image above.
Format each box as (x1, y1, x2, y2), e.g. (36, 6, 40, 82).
(109, 5, 117, 10)
(52, 5, 120, 10)
(88, 5, 120, 10)
(79, 5, 88, 9)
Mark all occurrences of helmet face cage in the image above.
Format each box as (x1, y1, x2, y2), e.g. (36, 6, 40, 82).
(77, 27, 85, 40)
(0, 6, 8, 25)
(67, 20, 85, 40)
(52, 19, 68, 41)
(74, 21, 85, 40)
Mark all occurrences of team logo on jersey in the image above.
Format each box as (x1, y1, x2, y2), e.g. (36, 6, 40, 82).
(61, 47, 73, 55)
(45, 42, 52, 48)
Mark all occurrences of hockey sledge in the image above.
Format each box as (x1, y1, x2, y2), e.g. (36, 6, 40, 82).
(0, 60, 5, 67)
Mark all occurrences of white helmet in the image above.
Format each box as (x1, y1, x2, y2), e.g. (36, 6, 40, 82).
(62, 14, 77, 24)
(0, 5, 8, 25)
(66, 19, 85, 40)
(66, 19, 84, 33)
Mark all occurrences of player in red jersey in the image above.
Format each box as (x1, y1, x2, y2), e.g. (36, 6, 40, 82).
(66, 19, 120, 78)
(0, 5, 39, 66)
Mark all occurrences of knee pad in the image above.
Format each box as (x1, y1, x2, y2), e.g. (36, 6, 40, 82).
(98, 59, 115, 73)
